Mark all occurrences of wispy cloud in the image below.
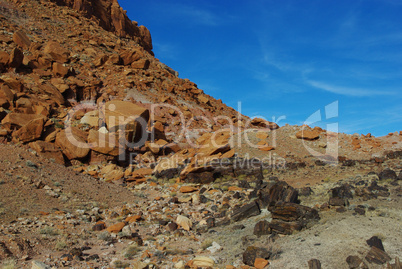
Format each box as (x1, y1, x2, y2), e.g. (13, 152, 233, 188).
(307, 80, 396, 96)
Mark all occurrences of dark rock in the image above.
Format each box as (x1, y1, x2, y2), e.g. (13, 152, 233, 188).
(232, 224, 245, 230)
(69, 247, 83, 257)
(199, 195, 208, 203)
(398, 171, 402, 181)
(331, 184, 353, 199)
(378, 169, 397, 181)
(61, 254, 73, 261)
(242, 246, 271, 266)
(366, 236, 385, 251)
(269, 202, 320, 223)
(258, 181, 299, 208)
(230, 201, 261, 222)
(329, 197, 347, 207)
(346, 255, 368, 269)
(308, 259, 321, 269)
(299, 187, 313, 197)
(342, 160, 356, 166)
(167, 222, 178, 232)
(185, 171, 215, 184)
(8, 48, 24, 68)
(233, 192, 241, 199)
(206, 217, 215, 228)
(253, 220, 271, 236)
(86, 254, 100, 261)
(365, 246, 391, 264)
(336, 207, 347, 213)
(268, 219, 303, 235)
(354, 206, 365, 216)
(158, 220, 168, 226)
(154, 167, 181, 179)
(92, 222, 106, 231)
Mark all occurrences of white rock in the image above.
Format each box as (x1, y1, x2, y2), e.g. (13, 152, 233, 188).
(31, 260, 50, 269)
(206, 241, 222, 254)
(176, 215, 192, 231)
(174, 260, 185, 269)
(192, 256, 214, 267)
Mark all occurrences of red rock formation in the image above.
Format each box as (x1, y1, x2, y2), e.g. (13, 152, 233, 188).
(49, 0, 153, 53)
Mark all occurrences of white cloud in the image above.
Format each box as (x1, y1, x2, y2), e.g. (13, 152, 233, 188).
(307, 80, 396, 97)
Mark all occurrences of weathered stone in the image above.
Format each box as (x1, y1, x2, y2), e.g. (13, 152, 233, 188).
(242, 246, 271, 267)
(268, 219, 303, 235)
(365, 246, 391, 264)
(92, 222, 106, 231)
(346, 255, 368, 269)
(52, 62, 69, 77)
(231, 201, 261, 222)
(253, 220, 271, 236)
(254, 258, 269, 269)
(13, 31, 31, 49)
(88, 130, 123, 156)
(131, 59, 150, 69)
(1, 113, 45, 131)
(366, 236, 385, 252)
(104, 100, 149, 144)
(106, 222, 126, 233)
(185, 171, 215, 184)
(31, 260, 50, 269)
(176, 215, 192, 231)
(55, 127, 90, 160)
(8, 48, 24, 68)
(296, 129, 320, 140)
(258, 181, 299, 208)
(250, 118, 279, 130)
(308, 259, 322, 269)
(192, 256, 214, 268)
(43, 41, 70, 63)
(13, 118, 44, 143)
(120, 49, 142, 66)
(0, 51, 9, 69)
(179, 186, 198, 193)
(378, 169, 397, 181)
(329, 197, 347, 207)
(269, 202, 320, 223)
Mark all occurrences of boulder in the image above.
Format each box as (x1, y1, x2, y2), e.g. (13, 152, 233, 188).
(12, 118, 44, 143)
(296, 129, 320, 140)
(87, 129, 122, 156)
(120, 49, 142, 66)
(106, 222, 126, 233)
(258, 181, 299, 208)
(139, 25, 153, 52)
(1, 113, 45, 131)
(267, 219, 303, 235)
(0, 51, 10, 70)
(230, 201, 261, 222)
(29, 141, 65, 165)
(131, 59, 150, 69)
(13, 31, 31, 49)
(55, 127, 90, 160)
(365, 246, 391, 265)
(104, 100, 149, 144)
(250, 118, 279, 130)
(52, 62, 69, 77)
(43, 41, 70, 63)
(378, 169, 397, 181)
(269, 202, 320, 223)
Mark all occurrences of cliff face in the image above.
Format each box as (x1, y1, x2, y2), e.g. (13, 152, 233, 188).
(50, 0, 153, 53)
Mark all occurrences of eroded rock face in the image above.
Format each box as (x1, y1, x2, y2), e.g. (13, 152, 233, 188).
(50, 0, 153, 52)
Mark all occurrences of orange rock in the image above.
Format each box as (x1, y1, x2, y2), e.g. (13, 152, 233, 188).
(131, 59, 150, 69)
(228, 186, 242, 192)
(120, 49, 142, 65)
(13, 31, 31, 49)
(29, 141, 65, 165)
(13, 118, 44, 143)
(296, 129, 320, 140)
(52, 62, 69, 77)
(221, 148, 235, 159)
(256, 132, 269, 140)
(254, 258, 269, 269)
(180, 186, 198, 193)
(55, 127, 90, 160)
(131, 168, 153, 178)
(259, 146, 275, 151)
(251, 118, 279, 130)
(125, 215, 142, 223)
(104, 100, 149, 133)
(1, 113, 45, 131)
(43, 41, 70, 63)
(0, 51, 9, 68)
(106, 222, 126, 233)
(150, 182, 157, 187)
(226, 266, 236, 269)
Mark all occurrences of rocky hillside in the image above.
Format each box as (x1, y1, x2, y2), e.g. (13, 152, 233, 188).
(0, 0, 401, 268)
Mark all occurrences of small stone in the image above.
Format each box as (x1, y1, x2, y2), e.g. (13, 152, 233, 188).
(346, 255, 368, 269)
(106, 222, 126, 233)
(254, 258, 269, 269)
(31, 260, 50, 269)
(365, 246, 391, 265)
(176, 215, 192, 231)
(192, 256, 214, 268)
(308, 259, 321, 269)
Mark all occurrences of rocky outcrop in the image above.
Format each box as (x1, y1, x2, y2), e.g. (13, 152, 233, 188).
(49, 0, 153, 53)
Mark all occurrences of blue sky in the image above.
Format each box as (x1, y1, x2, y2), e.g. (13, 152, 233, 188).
(120, 0, 402, 136)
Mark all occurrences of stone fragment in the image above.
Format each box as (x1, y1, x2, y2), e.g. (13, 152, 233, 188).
(179, 186, 198, 193)
(365, 246, 391, 264)
(378, 169, 397, 181)
(43, 41, 70, 63)
(29, 141, 64, 165)
(176, 215, 192, 231)
(231, 201, 261, 222)
(8, 47, 24, 68)
(106, 222, 126, 233)
(346, 255, 368, 269)
(296, 129, 320, 140)
(308, 259, 321, 269)
(250, 118, 279, 130)
(254, 258, 269, 269)
(253, 220, 271, 236)
(13, 31, 31, 49)
(12, 118, 44, 143)
(366, 236, 385, 252)
(192, 257, 214, 268)
(242, 246, 271, 267)
(55, 127, 90, 159)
